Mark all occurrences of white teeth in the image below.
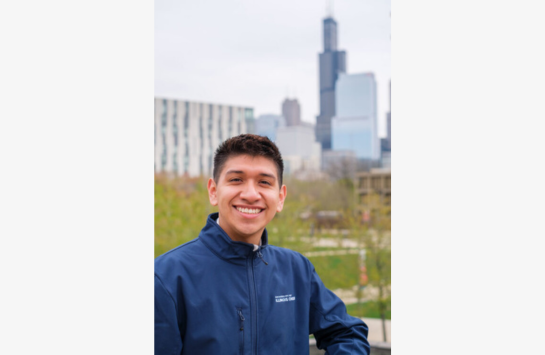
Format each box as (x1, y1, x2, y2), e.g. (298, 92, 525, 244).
(237, 207, 261, 214)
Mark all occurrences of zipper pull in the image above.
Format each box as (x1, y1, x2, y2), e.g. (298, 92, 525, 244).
(256, 250, 268, 265)
(238, 309, 245, 330)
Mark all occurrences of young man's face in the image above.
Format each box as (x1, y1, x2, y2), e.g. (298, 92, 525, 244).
(207, 154, 287, 244)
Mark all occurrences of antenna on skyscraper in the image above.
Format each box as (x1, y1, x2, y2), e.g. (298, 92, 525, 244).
(326, 0, 334, 18)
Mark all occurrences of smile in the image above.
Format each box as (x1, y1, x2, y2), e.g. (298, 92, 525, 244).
(235, 207, 263, 214)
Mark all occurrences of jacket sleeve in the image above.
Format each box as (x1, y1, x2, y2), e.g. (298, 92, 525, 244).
(155, 274, 183, 355)
(308, 264, 370, 355)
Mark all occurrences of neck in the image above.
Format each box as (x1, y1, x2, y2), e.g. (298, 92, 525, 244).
(228, 232, 263, 246)
(216, 216, 262, 246)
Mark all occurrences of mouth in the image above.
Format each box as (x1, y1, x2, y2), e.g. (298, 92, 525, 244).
(234, 206, 264, 216)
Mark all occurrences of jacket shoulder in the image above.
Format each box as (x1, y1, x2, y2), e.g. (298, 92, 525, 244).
(155, 238, 203, 274)
(267, 245, 306, 258)
(266, 245, 314, 270)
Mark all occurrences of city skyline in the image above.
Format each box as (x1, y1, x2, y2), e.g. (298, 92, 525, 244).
(155, 0, 391, 137)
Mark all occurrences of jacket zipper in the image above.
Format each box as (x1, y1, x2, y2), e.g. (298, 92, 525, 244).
(257, 250, 268, 265)
(237, 309, 245, 355)
(247, 254, 258, 355)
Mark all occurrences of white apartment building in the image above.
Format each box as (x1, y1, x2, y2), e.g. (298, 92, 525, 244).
(154, 98, 254, 177)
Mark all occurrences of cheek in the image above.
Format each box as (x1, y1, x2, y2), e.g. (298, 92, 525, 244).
(217, 192, 234, 206)
(268, 197, 281, 211)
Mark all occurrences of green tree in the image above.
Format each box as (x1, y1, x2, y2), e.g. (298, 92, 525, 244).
(358, 192, 391, 342)
(154, 175, 216, 257)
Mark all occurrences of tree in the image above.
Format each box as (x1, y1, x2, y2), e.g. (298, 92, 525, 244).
(154, 175, 214, 257)
(350, 192, 391, 342)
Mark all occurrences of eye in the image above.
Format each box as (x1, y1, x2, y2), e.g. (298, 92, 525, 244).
(260, 180, 272, 185)
(230, 178, 242, 182)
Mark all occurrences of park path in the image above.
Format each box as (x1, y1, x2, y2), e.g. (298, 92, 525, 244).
(303, 249, 359, 257)
(361, 317, 391, 343)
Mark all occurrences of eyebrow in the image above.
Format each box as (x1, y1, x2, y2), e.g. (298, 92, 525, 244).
(224, 170, 277, 181)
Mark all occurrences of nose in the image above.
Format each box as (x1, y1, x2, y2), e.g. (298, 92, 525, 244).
(240, 182, 260, 202)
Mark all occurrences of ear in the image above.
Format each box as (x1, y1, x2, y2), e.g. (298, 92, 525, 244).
(207, 178, 218, 206)
(276, 184, 287, 212)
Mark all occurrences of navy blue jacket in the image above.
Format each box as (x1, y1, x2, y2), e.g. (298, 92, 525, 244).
(155, 213, 370, 354)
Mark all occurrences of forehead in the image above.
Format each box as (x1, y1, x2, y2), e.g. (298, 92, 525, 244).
(220, 155, 278, 179)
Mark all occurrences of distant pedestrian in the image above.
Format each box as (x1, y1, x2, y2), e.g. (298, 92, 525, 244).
(155, 134, 370, 354)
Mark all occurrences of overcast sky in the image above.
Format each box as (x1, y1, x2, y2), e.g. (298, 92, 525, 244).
(155, 0, 391, 136)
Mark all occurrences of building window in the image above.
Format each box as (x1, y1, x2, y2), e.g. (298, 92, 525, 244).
(228, 107, 233, 137)
(161, 99, 167, 170)
(237, 109, 241, 133)
(173, 101, 178, 147)
(372, 177, 381, 189)
(184, 102, 189, 137)
(208, 104, 213, 143)
(184, 101, 189, 173)
(245, 108, 253, 119)
(208, 104, 213, 174)
(199, 105, 204, 143)
(218, 105, 223, 142)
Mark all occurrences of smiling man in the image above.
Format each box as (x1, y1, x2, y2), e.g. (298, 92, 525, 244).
(154, 134, 370, 354)
(208, 153, 285, 247)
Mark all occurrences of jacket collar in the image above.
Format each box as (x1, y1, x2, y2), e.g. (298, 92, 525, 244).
(199, 213, 269, 265)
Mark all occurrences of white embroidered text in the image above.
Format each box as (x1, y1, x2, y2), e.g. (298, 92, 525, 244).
(275, 294, 296, 303)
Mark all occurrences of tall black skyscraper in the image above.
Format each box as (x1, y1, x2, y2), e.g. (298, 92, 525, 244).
(316, 16, 346, 150)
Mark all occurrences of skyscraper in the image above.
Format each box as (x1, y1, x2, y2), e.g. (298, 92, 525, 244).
(331, 73, 380, 164)
(381, 80, 391, 169)
(281, 98, 301, 126)
(380, 81, 391, 153)
(316, 16, 346, 150)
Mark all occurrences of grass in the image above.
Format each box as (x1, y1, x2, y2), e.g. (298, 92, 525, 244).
(345, 300, 391, 320)
(312, 254, 359, 290)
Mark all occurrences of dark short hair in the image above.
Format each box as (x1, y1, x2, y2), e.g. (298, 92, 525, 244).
(213, 134, 284, 186)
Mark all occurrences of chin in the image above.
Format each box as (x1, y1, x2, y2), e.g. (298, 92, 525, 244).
(236, 227, 262, 239)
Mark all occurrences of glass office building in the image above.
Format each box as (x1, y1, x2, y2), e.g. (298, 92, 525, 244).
(255, 114, 286, 142)
(331, 73, 380, 161)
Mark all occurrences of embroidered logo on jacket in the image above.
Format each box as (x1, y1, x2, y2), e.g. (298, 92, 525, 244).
(275, 294, 296, 303)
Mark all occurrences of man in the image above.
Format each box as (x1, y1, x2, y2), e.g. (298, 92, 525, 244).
(155, 134, 370, 354)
